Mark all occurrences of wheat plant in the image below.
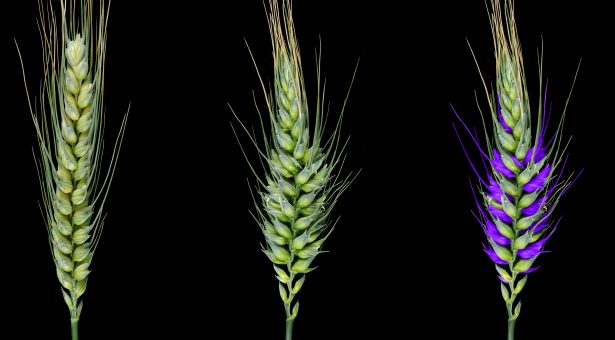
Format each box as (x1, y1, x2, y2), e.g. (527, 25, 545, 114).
(17, 1, 127, 339)
(232, 1, 356, 339)
(453, 1, 580, 339)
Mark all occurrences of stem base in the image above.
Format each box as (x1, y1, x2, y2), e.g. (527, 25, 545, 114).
(285, 318, 294, 340)
(71, 318, 79, 340)
(507, 318, 515, 340)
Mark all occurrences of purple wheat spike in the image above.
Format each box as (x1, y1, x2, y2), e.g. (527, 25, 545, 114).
(451, 1, 581, 339)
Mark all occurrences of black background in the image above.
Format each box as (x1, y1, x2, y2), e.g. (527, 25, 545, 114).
(1, 1, 611, 339)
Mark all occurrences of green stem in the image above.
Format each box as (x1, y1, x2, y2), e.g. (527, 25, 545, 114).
(71, 318, 79, 340)
(506, 187, 521, 340)
(507, 318, 515, 340)
(285, 317, 294, 340)
(506, 253, 518, 340)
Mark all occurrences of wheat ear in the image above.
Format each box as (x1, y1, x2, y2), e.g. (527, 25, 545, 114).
(232, 1, 356, 339)
(17, 1, 127, 339)
(453, 1, 580, 339)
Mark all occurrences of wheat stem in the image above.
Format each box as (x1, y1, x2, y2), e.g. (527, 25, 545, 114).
(505, 270, 518, 340)
(71, 318, 79, 340)
(285, 318, 294, 340)
(507, 318, 515, 340)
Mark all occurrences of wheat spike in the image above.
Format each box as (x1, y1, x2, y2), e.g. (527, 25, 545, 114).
(232, 1, 357, 339)
(17, 1, 128, 338)
(453, 1, 580, 339)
